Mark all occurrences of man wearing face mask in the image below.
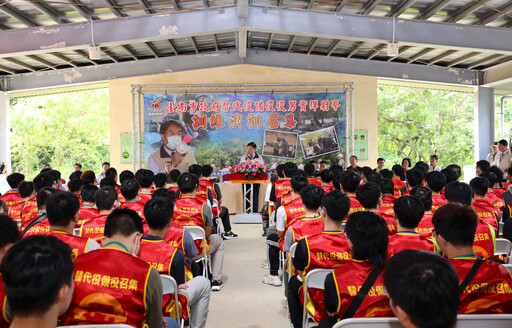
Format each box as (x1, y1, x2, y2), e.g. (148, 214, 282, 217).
(148, 120, 197, 174)
(61, 208, 164, 328)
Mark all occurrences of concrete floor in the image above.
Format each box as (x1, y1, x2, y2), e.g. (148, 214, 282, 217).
(208, 223, 291, 328)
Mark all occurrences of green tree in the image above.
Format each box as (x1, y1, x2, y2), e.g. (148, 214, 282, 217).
(378, 85, 474, 169)
(10, 89, 110, 180)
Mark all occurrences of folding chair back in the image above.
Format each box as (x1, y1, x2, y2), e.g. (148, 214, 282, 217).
(73, 228, 80, 236)
(288, 242, 297, 281)
(495, 238, 512, 263)
(212, 199, 221, 235)
(302, 269, 332, 328)
(184, 226, 209, 277)
(332, 317, 400, 328)
(60, 324, 134, 328)
(499, 221, 504, 237)
(160, 275, 181, 327)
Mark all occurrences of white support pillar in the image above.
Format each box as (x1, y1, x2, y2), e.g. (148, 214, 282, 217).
(474, 86, 495, 162)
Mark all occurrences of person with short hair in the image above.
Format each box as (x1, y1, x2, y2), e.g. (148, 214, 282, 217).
(375, 158, 385, 173)
(0, 215, 19, 327)
(61, 209, 164, 327)
(377, 179, 396, 215)
(0, 200, 7, 215)
(321, 212, 393, 327)
(383, 250, 459, 328)
(43, 192, 100, 260)
(80, 186, 120, 242)
(2, 235, 74, 328)
(488, 165, 507, 197)
(138, 169, 155, 204)
(470, 177, 500, 233)
(241, 142, 264, 212)
(0, 172, 24, 211)
(402, 168, 423, 196)
(173, 173, 225, 291)
(480, 170, 505, 211)
(287, 190, 352, 327)
(74, 163, 82, 171)
(154, 173, 168, 190)
(99, 177, 117, 189)
(319, 161, 329, 172)
(269, 162, 298, 204)
(432, 203, 512, 313)
(428, 155, 441, 172)
(388, 196, 434, 258)
(412, 186, 435, 239)
(139, 198, 211, 328)
(304, 163, 322, 186)
(355, 182, 397, 235)
(402, 158, 412, 172)
(8, 181, 34, 220)
(425, 171, 447, 212)
(476, 159, 491, 176)
(340, 170, 364, 216)
(78, 185, 99, 227)
(67, 179, 84, 204)
(319, 169, 334, 194)
(120, 179, 147, 226)
(68, 171, 82, 182)
(96, 162, 110, 184)
(348, 155, 361, 172)
(391, 165, 406, 197)
(20, 172, 55, 226)
(20, 187, 59, 238)
(80, 170, 97, 186)
(495, 139, 512, 173)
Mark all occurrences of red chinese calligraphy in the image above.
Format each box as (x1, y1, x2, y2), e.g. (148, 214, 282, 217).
(284, 113, 297, 129)
(320, 100, 330, 112)
(265, 100, 275, 112)
(254, 100, 265, 112)
(189, 101, 198, 113)
(222, 101, 231, 113)
(309, 100, 319, 112)
(243, 101, 253, 112)
(192, 115, 207, 130)
(287, 100, 297, 112)
(298, 100, 308, 112)
(233, 101, 243, 112)
(276, 100, 286, 112)
(210, 114, 226, 130)
(177, 101, 187, 113)
(266, 113, 279, 129)
(167, 101, 175, 113)
(211, 101, 221, 113)
(199, 101, 209, 112)
(331, 99, 342, 111)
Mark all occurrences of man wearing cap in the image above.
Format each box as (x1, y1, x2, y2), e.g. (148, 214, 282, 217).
(148, 120, 197, 174)
(486, 142, 500, 166)
(495, 139, 512, 173)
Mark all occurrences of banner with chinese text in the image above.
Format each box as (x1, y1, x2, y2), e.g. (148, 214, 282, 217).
(143, 91, 346, 173)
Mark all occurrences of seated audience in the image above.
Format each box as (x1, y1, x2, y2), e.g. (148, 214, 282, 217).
(80, 186, 119, 242)
(383, 250, 459, 328)
(378, 179, 396, 215)
(20, 187, 58, 238)
(425, 171, 446, 212)
(356, 181, 396, 234)
(0, 173, 24, 211)
(0, 215, 19, 327)
(340, 170, 364, 216)
(432, 203, 512, 313)
(470, 177, 499, 232)
(78, 185, 99, 227)
(61, 209, 163, 327)
(8, 181, 34, 220)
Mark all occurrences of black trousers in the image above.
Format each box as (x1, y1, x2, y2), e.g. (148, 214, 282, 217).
(288, 274, 304, 328)
(267, 233, 280, 275)
(219, 206, 232, 232)
(243, 183, 260, 213)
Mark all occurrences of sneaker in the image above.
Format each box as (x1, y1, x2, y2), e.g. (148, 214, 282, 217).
(262, 274, 282, 286)
(261, 260, 269, 269)
(211, 280, 223, 291)
(223, 231, 238, 240)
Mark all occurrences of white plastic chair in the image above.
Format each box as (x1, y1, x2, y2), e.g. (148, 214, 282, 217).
(212, 198, 221, 236)
(185, 226, 209, 277)
(13, 219, 20, 228)
(503, 263, 512, 275)
(61, 324, 134, 328)
(288, 242, 298, 282)
(160, 274, 183, 328)
(495, 238, 512, 264)
(331, 314, 512, 328)
(73, 228, 80, 236)
(302, 269, 332, 328)
(499, 221, 504, 236)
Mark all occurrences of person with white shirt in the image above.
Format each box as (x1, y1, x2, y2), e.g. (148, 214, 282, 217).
(428, 155, 441, 172)
(495, 139, 512, 173)
(240, 142, 264, 213)
(486, 142, 500, 166)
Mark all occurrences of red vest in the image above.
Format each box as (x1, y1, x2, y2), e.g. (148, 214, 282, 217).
(289, 215, 324, 243)
(73, 192, 84, 207)
(379, 195, 396, 215)
(274, 179, 292, 200)
(347, 195, 364, 217)
(485, 192, 505, 211)
(283, 197, 306, 229)
(473, 219, 495, 259)
(61, 248, 151, 327)
(472, 199, 499, 232)
(78, 205, 99, 228)
(199, 179, 217, 199)
(80, 214, 108, 243)
(8, 199, 24, 220)
(0, 190, 22, 211)
(165, 225, 187, 253)
(0, 275, 9, 328)
(371, 210, 397, 235)
(321, 185, 333, 194)
(138, 238, 189, 320)
(387, 232, 435, 258)
(45, 231, 95, 261)
(168, 185, 179, 194)
(22, 214, 50, 238)
(331, 261, 393, 320)
(116, 185, 126, 204)
(121, 201, 148, 234)
(173, 196, 206, 228)
(493, 187, 507, 198)
(300, 231, 351, 322)
(20, 196, 37, 226)
(279, 191, 294, 206)
(392, 179, 406, 196)
(450, 257, 512, 314)
(308, 178, 322, 186)
(416, 212, 434, 239)
(139, 192, 152, 205)
(431, 193, 447, 213)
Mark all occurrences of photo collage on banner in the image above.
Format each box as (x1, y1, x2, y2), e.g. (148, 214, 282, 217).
(143, 91, 346, 174)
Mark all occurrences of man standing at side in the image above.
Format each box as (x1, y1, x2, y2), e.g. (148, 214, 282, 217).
(496, 139, 512, 173)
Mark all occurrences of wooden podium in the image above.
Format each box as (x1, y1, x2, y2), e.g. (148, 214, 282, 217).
(228, 173, 268, 224)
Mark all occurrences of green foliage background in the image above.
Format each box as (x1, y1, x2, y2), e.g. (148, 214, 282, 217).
(10, 89, 110, 180)
(377, 85, 475, 169)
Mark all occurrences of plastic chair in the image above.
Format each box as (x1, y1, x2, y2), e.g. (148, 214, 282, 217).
(13, 219, 20, 228)
(495, 238, 512, 264)
(302, 269, 332, 328)
(61, 324, 134, 328)
(503, 263, 512, 275)
(212, 199, 221, 236)
(184, 226, 209, 277)
(73, 228, 80, 236)
(499, 221, 504, 237)
(331, 314, 512, 328)
(288, 242, 297, 282)
(160, 274, 183, 328)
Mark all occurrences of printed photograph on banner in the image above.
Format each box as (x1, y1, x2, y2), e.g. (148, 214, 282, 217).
(299, 126, 340, 159)
(263, 130, 299, 160)
(142, 92, 346, 174)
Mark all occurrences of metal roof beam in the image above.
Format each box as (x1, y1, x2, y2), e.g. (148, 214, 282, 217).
(307, 38, 319, 54)
(406, 48, 434, 63)
(446, 52, 480, 67)
(476, 3, 512, 26)
(29, 2, 70, 24)
(367, 43, 386, 60)
(361, 0, 382, 15)
(445, 0, 489, 23)
(136, 0, 155, 15)
(51, 53, 77, 67)
(26, 55, 57, 70)
(327, 40, 342, 56)
(67, 0, 98, 20)
(3, 58, 37, 72)
(333, 0, 349, 12)
(346, 41, 364, 58)
(415, 0, 453, 20)
(103, 0, 126, 17)
(428, 50, 457, 65)
(0, 1, 38, 27)
(387, 45, 412, 62)
(387, 0, 417, 17)
(467, 54, 503, 69)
